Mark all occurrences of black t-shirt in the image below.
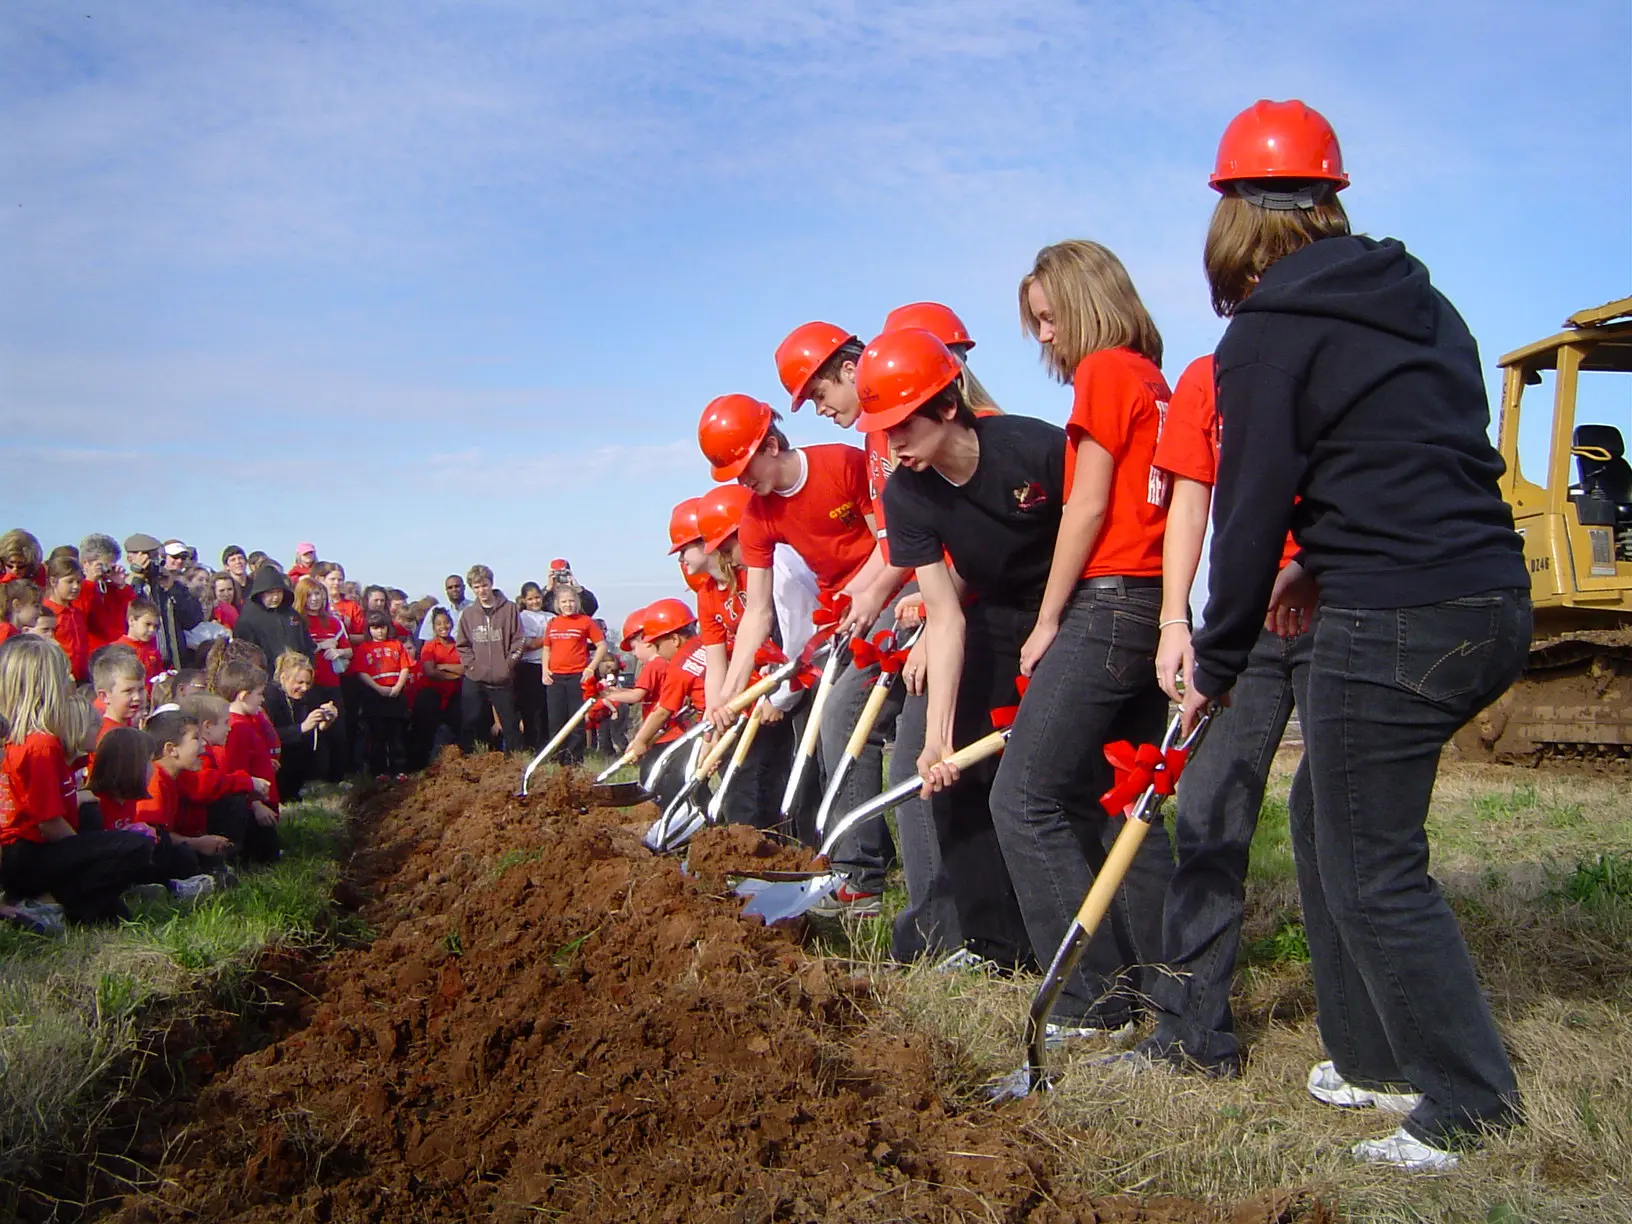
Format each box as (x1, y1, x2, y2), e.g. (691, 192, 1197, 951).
(882, 414, 1067, 604)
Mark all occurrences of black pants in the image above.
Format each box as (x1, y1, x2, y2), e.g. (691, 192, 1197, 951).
(545, 673, 589, 765)
(515, 661, 548, 752)
(1, 831, 154, 923)
(340, 674, 367, 771)
(411, 689, 460, 769)
(208, 793, 280, 864)
(309, 683, 346, 782)
(459, 678, 520, 753)
(721, 711, 796, 831)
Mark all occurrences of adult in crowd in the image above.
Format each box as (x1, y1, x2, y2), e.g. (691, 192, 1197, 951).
(145, 538, 204, 666)
(233, 565, 317, 669)
(419, 573, 475, 640)
(264, 649, 341, 799)
(541, 559, 598, 616)
(221, 545, 250, 594)
(453, 564, 524, 752)
(76, 533, 135, 649)
(211, 573, 242, 629)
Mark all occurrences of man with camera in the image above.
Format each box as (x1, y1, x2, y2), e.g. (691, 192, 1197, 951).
(541, 558, 598, 616)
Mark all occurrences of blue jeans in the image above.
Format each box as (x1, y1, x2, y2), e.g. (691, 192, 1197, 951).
(988, 581, 1171, 1024)
(1150, 626, 1311, 1072)
(1296, 589, 1529, 1145)
(822, 607, 903, 893)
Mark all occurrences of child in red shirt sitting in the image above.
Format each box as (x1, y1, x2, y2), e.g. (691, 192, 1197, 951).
(90, 646, 146, 753)
(0, 636, 155, 926)
(215, 658, 283, 843)
(542, 589, 607, 766)
(189, 685, 282, 864)
(354, 611, 411, 777)
(42, 554, 91, 683)
(116, 597, 165, 685)
(90, 714, 223, 898)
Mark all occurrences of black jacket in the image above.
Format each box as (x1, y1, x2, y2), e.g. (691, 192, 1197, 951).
(149, 573, 203, 666)
(233, 568, 318, 672)
(1193, 235, 1527, 697)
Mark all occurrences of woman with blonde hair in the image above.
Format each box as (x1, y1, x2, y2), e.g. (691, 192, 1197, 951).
(985, 239, 1174, 1041)
(1179, 100, 1529, 1169)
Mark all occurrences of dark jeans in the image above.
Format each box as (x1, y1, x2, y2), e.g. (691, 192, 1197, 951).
(411, 689, 460, 769)
(208, 793, 280, 864)
(460, 678, 520, 754)
(1, 830, 154, 923)
(891, 604, 1033, 968)
(1295, 590, 1530, 1145)
(821, 608, 901, 893)
(515, 661, 547, 752)
(546, 673, 588, 765)
(722, 711, 796, 831)
(1151, 626, 1312, 1071)
(988, 580, 1171, 1025)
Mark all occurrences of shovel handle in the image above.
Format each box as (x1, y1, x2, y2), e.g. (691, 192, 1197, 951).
(594, 746, 638, 783)
(521, 697, 597, 793)
(730, 699, 767, 767)
(940, 727, 1010, 771)
(841, 681, 893, 760)
(696, 718, 743, 778)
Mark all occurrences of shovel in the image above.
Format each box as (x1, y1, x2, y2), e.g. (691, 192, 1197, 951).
(705, 697, 768, 824)
(988, 708, 1213, 1102)
(643, 717, 745, 852)
(733, 726, 1013, 922)
(814, 626, 920, 836)
(778, 632, 849, 824)
(517, 696, 598, 797)
(589, 648, 814, 806)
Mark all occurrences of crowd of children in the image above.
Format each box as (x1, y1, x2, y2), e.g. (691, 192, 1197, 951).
(612, 100, 1532, 1171)
(0, 532, 620, 934)
(4, 99, 1536, 1172)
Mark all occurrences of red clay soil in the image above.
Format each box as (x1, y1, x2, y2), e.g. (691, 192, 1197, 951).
(108, 753, 1330, 1224)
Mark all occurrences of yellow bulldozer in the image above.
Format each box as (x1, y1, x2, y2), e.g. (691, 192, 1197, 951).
(1459, 296, 1632, 764)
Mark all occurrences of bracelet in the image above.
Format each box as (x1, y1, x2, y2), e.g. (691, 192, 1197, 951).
(1158, 618, 1190, 630)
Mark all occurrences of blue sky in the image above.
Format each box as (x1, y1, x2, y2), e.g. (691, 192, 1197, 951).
(4, 1, 1628, 633)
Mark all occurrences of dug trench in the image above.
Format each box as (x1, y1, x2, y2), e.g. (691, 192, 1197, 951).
(91, 751, 1329, 1224)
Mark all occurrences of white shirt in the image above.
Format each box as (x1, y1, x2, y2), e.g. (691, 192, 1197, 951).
(420, 597, 474, 640)
(769, 544, 819, 712)
(518, 608, 550, 664)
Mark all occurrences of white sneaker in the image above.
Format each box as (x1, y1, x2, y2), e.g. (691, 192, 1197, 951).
(1044, 1019, 1136, 1048)
(168, 874, 216, 902)
(1352, 1126, 1460, 1171)
(125, 882, 169, 905)
(931, 948, 997, 974)
(1307, 1060, 1422, 1114)
(11, 899, 66, 935)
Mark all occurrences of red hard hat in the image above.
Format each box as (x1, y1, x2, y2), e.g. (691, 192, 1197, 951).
(667, 498, 703, 555)
(620, 605, 648, 651)
(1210, 99, 1348, 191)
(696, 484, 754, 553)
(882, 302, 974, 351)
(854, 328, 963, 433)
(775, 321, 856, 408)
(698, 394, 774, 482)
(641, 597, 696, 642)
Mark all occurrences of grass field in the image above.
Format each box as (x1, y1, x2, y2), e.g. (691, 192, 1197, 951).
(0, 792, 353, 1201)
(828, 757, 1632, 1223)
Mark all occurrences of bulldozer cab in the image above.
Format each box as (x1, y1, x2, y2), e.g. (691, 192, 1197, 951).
(1496, 296, 1632, 631)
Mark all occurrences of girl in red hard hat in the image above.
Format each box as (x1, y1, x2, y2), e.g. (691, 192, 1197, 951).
(990, 239, 1175, 1042)
(855, 326, 1050, 968)
(1180, 99, 1529, 1169)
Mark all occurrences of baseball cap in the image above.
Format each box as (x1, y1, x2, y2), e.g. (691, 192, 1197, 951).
(295, 542, 316, 556)
(162, 539, 191, 558)
(124, 533, 162, 553)
(550, 558, 570, 572)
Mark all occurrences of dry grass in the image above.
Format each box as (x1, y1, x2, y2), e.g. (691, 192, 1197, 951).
(842, 758, 1632, 1223)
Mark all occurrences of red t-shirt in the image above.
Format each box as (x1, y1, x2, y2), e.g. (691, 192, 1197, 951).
(0, 733, 79, 845)
(738, 443, 877, 595)
(697, 570, 748, 651)
(1063, 347, 1173, 580)
(0, 623, 14, 645)
(633, 656, 681, 743)
(177, 754, 255, 838)
(98, 794, 141, 832)
(656, 636, 708, 717)
(1153, 355, 1300, 570)
(77, 581, 136, 649)
(116, 634, 165, 683)
(225, 712, 279, 808)
(45, 598, 91, 682)
(353, 639, 409, 687)
(212, 601, 240, 630)
(135, 765, 182, 831)
(418, 638, 462, 708)
(864, 430, 896, 557)
(334, 599, 365, 639)
(546, 613, 604, 674)
(304, 612, 349, 686)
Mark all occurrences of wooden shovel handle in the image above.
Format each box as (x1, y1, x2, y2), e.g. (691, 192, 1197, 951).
(842, 681, 893, 760)
(938, 728, 1010, 772)
(729, 699, 767, 769)
(696, 718, 743, 778)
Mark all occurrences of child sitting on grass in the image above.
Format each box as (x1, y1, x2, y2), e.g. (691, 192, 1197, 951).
(215, 659, 283, 860)
(185, 690, 281, 864)
(0, 636, 156, 928)
(91, 646, 146, 746)
(89, 716, 223, 897)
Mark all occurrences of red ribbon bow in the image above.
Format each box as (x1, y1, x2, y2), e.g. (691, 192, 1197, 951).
(807, 591, 853, 653)
(988, 676, 1031, 730)
(752, 641, 816, 692)
(849, 629, 910, 675)
(1099, 740, 1190, 818)
(580, 675, 602, 701)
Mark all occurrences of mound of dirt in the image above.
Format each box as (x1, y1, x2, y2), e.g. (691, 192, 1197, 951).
(683, 822, 826, 888)
(109, 752, 1324, 1224)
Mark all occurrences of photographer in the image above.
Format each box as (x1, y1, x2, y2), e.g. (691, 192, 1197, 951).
(264, 650, 340, 799)
(541, 558, 598, 616)
(122, 533, 203, 666)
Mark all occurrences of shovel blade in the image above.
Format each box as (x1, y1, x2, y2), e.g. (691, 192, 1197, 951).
(589, 782, 654, 806)
(734, 873, 840, 922)
(644, 805, 705, 853)
(985, 1063, 1047, 1102)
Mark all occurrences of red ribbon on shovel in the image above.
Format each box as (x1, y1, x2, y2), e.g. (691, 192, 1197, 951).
(1099, 740, 1191, 818)
(808, 591, 853, 650)
(988, 676, 1031, 730)
(849, 629, 910, 674)
(753, 642, 818, 692)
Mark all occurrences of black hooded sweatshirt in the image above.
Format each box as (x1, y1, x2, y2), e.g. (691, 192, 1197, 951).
(233, 567, 318, 671)
(1192, 235, 1527, 698)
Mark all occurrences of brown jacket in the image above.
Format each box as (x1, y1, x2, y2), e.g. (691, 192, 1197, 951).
(454, 594, 523, 685)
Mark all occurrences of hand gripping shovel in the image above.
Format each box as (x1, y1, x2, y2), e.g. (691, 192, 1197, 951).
(988, 707, 1213, 1101)
(643, 716, 745, 852)
(737, 724, 1014, 923)
(589, 646, 819, 806)
(517, 691, 600, 797)
(814, 626, 920, 837)
(705, 697, 768, 824)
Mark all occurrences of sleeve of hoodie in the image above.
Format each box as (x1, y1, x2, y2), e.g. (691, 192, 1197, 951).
(1191, 315, 1310, 698)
